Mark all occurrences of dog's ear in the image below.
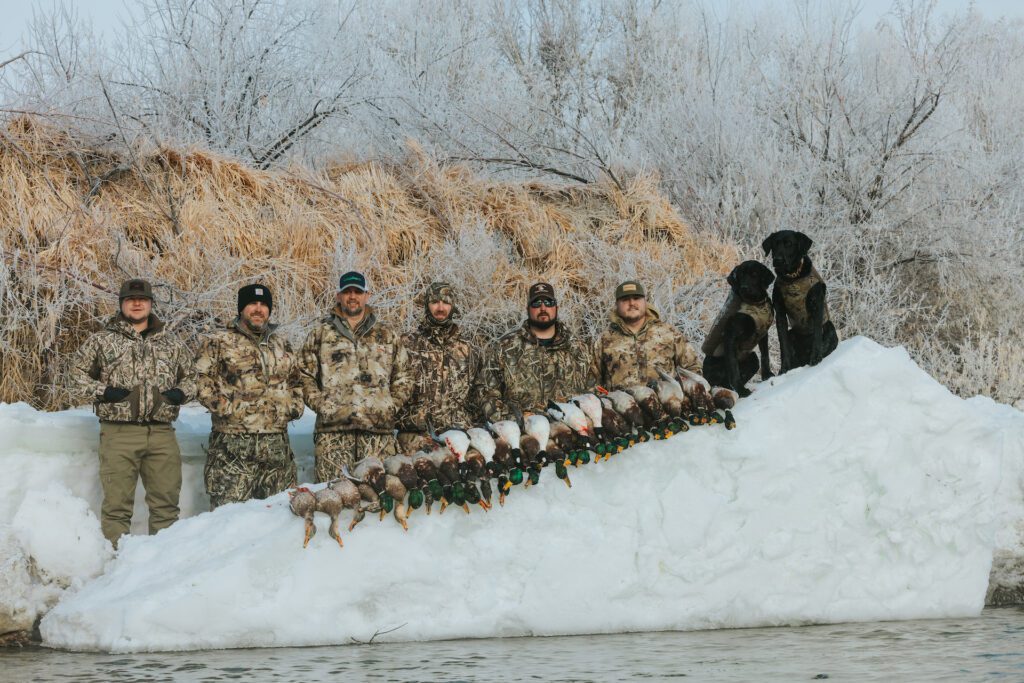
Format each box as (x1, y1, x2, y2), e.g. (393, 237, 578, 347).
(795, 231, 813, 254)
(761, 232, 778, 255)
(754, 261, 775, 288)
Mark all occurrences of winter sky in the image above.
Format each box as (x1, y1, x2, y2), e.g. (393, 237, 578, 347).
(2, 0, 1023, 62)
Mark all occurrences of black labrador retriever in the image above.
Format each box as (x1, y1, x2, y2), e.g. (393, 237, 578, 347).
(701, 260, 776, 396)
(761, 230, 839, 371)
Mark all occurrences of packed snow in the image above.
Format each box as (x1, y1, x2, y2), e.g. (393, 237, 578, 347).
(0, 337, 1021, 652)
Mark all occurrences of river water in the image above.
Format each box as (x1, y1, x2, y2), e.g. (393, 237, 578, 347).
(4, 607, 1023, 682)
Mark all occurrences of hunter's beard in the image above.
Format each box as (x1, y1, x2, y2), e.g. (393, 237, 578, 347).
(342, 302, 364, 318)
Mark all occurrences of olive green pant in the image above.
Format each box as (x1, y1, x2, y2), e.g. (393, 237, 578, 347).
(98, 422, 182, 547)
(313, 431, 398, 482)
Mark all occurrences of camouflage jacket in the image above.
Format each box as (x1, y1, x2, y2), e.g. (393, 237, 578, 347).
(778, 266, 830, 334)
(702, 293, 774, 359)
(195, 319, 304, 434)
(476, 321, 594, 421)
(70, 314, 196, 424)
(592, 307, 701, 390)
(397, 321, 481, 432)
(298, 306, 413, 434)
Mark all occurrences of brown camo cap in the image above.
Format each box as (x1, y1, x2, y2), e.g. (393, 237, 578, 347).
(119, 279, 153, 301)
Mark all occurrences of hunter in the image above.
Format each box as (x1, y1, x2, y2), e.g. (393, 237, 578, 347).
(396, 282, 482, 453)
(476, 282, 593, 421)
(298, 271, 413, 481)
(70, 278, 196, 547)
(592, 280, 702, 390)
(194, 284, 305, 509)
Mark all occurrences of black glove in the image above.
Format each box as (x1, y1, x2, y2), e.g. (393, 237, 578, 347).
(161, 388, 186, 406)
(101, 386, 131, 403)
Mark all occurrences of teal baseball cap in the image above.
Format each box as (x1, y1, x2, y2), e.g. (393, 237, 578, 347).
(338, 271, 367, 292)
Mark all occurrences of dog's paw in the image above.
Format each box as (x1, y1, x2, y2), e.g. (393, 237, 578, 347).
(738, 387, 751, 398)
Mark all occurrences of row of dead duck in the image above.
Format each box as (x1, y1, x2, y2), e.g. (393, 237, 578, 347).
(288, 367, 739, 548)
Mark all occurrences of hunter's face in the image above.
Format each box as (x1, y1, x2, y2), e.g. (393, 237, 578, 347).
(528, 298, 557, 327)
(120, 296, 152, 323)
(616, 295, 647, 324)
(241, 301, 271, 330)
(428, 300, 453, 322)
(337, 287, 368, 317)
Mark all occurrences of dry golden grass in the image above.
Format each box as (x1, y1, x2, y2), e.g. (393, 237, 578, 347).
(0, 116, 737, 410)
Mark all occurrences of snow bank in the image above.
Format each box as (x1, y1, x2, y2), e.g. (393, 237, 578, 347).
(0, 483, 112, 635)
(0, 404, 318, 531)
(24, 336, 1022, 652)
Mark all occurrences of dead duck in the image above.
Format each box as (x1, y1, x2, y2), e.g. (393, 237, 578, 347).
(385, 454, 425, 520)
(652, 368, 692, 436)
(328, 477, 362, 534)
(411, 450, 441, 514)
(313, 487, 346, 549)
(425, 444, 468, 514)
(288, 486, 318, 548)
(467, 427, 499, 507)
(546, 400, 595, 463)
(711, 387, 738, 429)
(606, 390, 647, 437)
(677, 367, 716, 415)
(597, 397, 635, 452)
(488, 419, 524, 491)
(345, 461, 383, 531)
(624, 384, 666, 432)
(524, 412, 574, 487)
(460, 446, 492, 511)
(548, 418, 587, 468)
(383, 474, 410, 530)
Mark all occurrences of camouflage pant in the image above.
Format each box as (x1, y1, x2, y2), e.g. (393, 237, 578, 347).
(204, 432, 297, 509)
(314, 431, 398, 482)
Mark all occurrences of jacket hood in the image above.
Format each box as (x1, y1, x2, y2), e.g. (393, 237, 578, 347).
(329, 304, 377, 342)
(105, 313, 165, 337)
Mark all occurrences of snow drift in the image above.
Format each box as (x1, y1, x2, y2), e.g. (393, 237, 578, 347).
(1, 337, 1021, 652)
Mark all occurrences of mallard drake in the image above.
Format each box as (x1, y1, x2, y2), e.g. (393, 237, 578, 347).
(488, 420, 524, 491)
(677, 367, 716, 415)
(288, 486, 317, 548)
(427, 445, 467, 514)
(460, 446, 492, 511)
(385, 454, 425, 520)
(512, 412, 547, 486)
(352, 457, 387, 494)
(606, 390, 646, 436)
(597, 397, 635, 453)
(710, 387, 738, 429)
(548, 418, 588, 467)
(411, 449, 441, 514)
(624, 384, 666, 431)
(467, 427, 499, 507)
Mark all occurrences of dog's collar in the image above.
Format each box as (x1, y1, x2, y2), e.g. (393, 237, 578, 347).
(783, 258, 808, 280)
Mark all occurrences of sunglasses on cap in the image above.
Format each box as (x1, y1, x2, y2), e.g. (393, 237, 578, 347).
(530, 298, 557, 308)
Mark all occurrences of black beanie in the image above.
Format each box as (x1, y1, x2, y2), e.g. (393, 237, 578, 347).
(238, 284, 273, 314)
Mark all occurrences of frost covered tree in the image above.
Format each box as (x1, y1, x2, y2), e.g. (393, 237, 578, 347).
(2, 0, 1024, 402)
